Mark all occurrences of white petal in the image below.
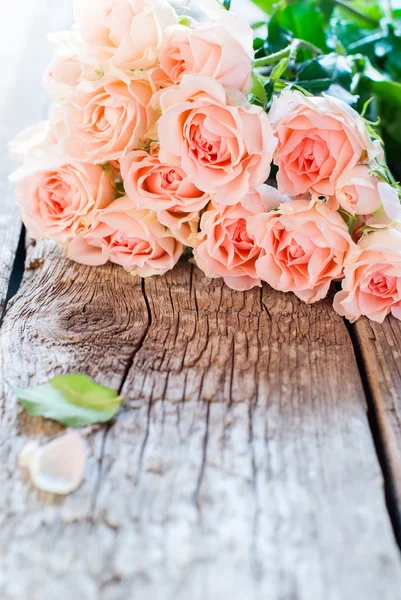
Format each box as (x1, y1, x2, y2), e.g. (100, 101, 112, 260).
(378, 181, 401, 224)
(19, 432, 87, 495)
(199, 0, 254, 59)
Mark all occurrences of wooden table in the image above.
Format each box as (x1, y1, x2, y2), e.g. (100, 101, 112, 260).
(1, 2, 401, 599)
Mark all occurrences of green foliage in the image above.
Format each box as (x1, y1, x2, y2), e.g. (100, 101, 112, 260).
(251, 0, 401, 170)
(16, 374, 123, 426)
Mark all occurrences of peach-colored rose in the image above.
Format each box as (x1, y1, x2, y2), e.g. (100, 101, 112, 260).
(334, 166, 382, 215)
(155, 75, 276, 205)
(42, 32, 86, 101)
(153, 23, 252, 93)
(270, 91, 382, 197)
(120, 150, 210, 243)
(73, 0, 177, 73)
(67, 196, 183, 276)
(192, 185, 284, 291)
(15, 162, 115, 242)
(334, 229, 401, 322)
(248, 197, 355, 303)
(52, 77, 154, 164)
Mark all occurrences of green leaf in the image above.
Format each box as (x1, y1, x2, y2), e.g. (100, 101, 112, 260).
(295, 53, 354, 100)
(249, 74, 268, 109)
(331, 0, 382, 29)
(251, 0, 279, 14)
(279, 1, 328, 53)
(16, 374, 123, 426)
(270, 56, 290, 80)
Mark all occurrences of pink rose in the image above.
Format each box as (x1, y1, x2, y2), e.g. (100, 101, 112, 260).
(43, 42, 83, 101)
(335, 166, 382, 215)
(153, 23, 252, 93)
(73, 0, 178, 73)
(15, 162, 115, 242)
(52, 77, 154, 164)
(67, 196, 183, 276)
(120, 150, 210, 243)
(270, 91, 382, 197)
(334, 228, 401, 322)
(155, 75, 276, 204)
(248, 197, 355, 303)
(192, 185, 283, 291)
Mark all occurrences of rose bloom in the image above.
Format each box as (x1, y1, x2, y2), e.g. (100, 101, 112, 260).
(15, 162, 115, 242)
(67, 196, 183, 277)
(192, 185, 285, 291)
(334, 166, 382, 215)
(153, 22, 252, 93)
(42, 33, 84, 101)
(334, 228, 401, 323)
(52, 76, 154, 164)
(120, 150, 210, 243)
(155, 75, 276, 205)
(247, 197, 355, 303)
(270, 91, 382, 197)
(73, 0, 177, 73)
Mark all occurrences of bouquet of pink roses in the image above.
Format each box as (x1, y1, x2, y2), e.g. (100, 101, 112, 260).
(10, 0, 401, 323)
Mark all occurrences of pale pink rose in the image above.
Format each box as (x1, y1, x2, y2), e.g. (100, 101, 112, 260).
(192, 185, 283, 291)
(67, 196, 183, 276)
(335, 166, 382, 215)
(73, 0, 177, 73)
(155, 75, 276, 205)
(377, 181, 401, 224)
(42, 32, 85, 101)
(248, 197, 355, 303)
(9, 122, 62, 178)
(52, 77, 154, 163)
(15, 162, 115, 242)
(270, 91, 382, 197)
(334, 229, 401, 322)
(153, 23, 252, 93)
(120, 150, 210, 243)
(43, 50, 83, 101)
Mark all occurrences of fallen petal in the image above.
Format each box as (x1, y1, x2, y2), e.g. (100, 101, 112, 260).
(19, 431, 87, 495)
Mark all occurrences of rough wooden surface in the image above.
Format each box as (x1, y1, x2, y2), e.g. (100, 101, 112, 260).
(355, 317, 401, 515)
(1, 239, 401, 599)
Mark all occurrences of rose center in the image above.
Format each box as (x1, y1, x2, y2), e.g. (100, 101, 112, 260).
(368, 273, 397, 296)
(110, 232, 152, 255)
(230, 219, 254, 246)
(161, 168, 182, 189)
(190, 124, 221, 164)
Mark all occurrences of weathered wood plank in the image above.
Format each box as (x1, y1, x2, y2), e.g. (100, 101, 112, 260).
(0, 0, 72, 316)
(0, 240, 150, 599)
(354, 317, 401, 514)
(1, 239, 401, 599)
(96, 264, 401, 599)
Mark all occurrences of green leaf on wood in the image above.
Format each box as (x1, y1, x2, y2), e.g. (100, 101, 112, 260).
(16, 374, 123, 426)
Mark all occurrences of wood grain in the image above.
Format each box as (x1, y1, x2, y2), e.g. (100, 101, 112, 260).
(1, 240, 401, 599)
(354, 317, 401, 512)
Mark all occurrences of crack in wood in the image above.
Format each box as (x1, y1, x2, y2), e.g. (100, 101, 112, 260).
(192, 400, 210, 518)
(348, 317, 401, 553)
(0, 227, 25, 328)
